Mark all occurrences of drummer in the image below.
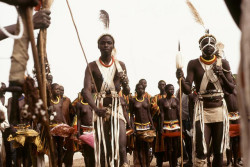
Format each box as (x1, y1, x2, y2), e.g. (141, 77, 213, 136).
(158, 84, 181, 167)
(129, 83, 155, 167)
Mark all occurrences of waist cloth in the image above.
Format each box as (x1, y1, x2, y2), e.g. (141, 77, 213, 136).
(192, 94, 229, 164)
(7, 125, 43, 152)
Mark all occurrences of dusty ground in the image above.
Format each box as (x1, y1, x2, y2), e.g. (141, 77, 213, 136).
(45, 152, 230, 167)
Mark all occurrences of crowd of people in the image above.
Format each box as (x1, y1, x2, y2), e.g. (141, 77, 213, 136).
(0, 0, 242, 167)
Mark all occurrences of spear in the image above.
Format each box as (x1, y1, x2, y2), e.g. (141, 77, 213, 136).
(176, 40, 183, 167)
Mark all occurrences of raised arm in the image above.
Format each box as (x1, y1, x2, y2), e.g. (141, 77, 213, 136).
(0, 10, 51, 41)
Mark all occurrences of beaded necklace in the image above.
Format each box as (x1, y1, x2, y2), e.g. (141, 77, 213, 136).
(99, 56, 114, 67)
(136, 97, 144, 102)
(51, 96, 60, 104)
(200, 55, 217, 65)
(81, 99, 88, 105)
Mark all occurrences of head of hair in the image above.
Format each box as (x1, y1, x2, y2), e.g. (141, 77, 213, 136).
(158, 80, 166, 85)
(198, 34, 217, 44)
(51, 83, 59, 90)
(135, 83, 143, 91)
(98, 34, 115, 45)
(165, 84, 173, 92)
(139, 79, 146, 83)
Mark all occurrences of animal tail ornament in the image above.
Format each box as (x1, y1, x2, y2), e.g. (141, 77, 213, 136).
(186, 0, 205, 29)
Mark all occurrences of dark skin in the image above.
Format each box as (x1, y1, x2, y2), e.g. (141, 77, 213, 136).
(158, 81, 166, 96)
(130, 84, 155, 167)
(0, 9, 51, 41)
(50, 84, 66, 124)
(59, 85, 64, 98)
(130, 85, 155, 131)
(83, 35, 130, 166)
(159, 86, 180, 134)
(176, 37, 235, 167)
(0, 83, 6, 105)
(76, 99, 93, 137)
(176, 38, 235, 109)
(159, 85, 180, 167)
(83, 35, 130, 117)
(0, 0, 38, 6)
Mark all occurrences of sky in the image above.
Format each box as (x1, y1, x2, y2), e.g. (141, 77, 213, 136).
(0, 0, 241, 104)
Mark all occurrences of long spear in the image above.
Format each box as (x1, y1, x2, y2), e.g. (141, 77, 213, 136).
(65, 0, 99, 95)
(176, 41, 183, 167)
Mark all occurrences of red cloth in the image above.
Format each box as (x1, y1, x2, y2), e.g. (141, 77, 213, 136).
(50, 124, 75, 138)
(79, 134, 94, 148)
(229, 124, 240, 137)
(162, 131, 181, 137)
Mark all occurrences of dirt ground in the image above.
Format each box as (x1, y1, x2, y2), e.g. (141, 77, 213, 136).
(45, 152, 230, 167)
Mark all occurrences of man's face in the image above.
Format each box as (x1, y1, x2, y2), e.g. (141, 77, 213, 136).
(166, 86, 175, 96)
(200, 37, 216, 57)
(158, 81, 166, 92)
(139, 80, 147, 89)
(59, 86, 64, 97)
(52, 85, 60, 96)
(98, 35, 114, 55)
(136, 85, 145, 97)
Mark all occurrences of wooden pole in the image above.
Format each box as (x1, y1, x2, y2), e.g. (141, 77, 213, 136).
(25, 7, 56, 167)
(179, 79, 183, 167)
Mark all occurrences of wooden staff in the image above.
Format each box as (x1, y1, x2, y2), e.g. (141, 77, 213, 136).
(176, 41, 183, 167)
(25, 6, 56, 167)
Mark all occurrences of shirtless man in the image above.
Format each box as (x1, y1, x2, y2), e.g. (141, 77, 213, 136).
(176, 32, 235, 167)
(130, 83, 155, 167)
(83, 34, 130, 167)
(76, 88, 95, 167)
(49, 83, 66, 167)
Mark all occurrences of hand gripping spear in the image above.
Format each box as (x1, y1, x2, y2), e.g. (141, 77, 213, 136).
(176, 41, 184, 167)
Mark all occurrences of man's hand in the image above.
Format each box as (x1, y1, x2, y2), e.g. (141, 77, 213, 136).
(176, 69, 184, 79)
(1, 0, 38, 6)
(213, 64, 224, 77)
(0, 110, 5, 123)
(95, 108, 107, 117)
(33, 9, 51, 29)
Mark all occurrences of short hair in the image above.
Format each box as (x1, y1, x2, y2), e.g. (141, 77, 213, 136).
(139, 79, 146, 83)
(165, 84, 174, 92)
(135, 83, 143, 91)
(98, 34, 115, 45)
(158, 80, 166, 85)
(51, 83, 59, 90)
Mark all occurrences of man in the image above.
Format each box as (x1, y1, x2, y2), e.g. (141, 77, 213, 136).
(83, 34, 130, 167)
(59, 85, 75, 167)
(176, 31, 235, 167)
(151, 80, 167, 167)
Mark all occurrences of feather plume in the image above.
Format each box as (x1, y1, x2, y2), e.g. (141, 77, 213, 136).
(99, 10, 110, 30)
(186, 0, 205, 28)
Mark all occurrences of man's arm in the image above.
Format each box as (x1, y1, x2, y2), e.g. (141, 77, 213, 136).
(147, 101, 155, 130)
(119, 61, 130, 96)
(0, 0, 38, 6)
(129, 98, 135, 131)
(82, 64, 106, 117)
(159, 100, 164, 133)
(0, 9, 51, 41)
(76, 103, 81, 137)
